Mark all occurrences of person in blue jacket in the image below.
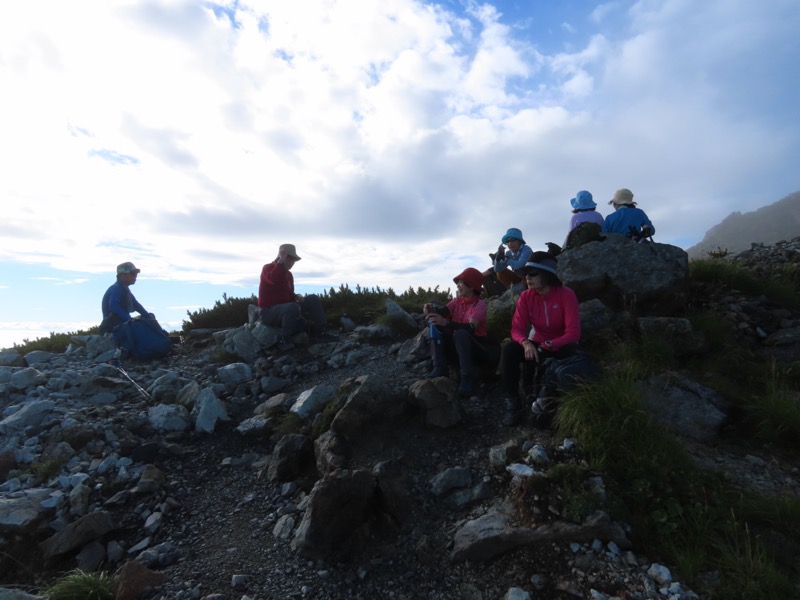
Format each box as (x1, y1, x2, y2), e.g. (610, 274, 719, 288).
(602, 188, 655, 241)
(99, 262, 152, 334)
(482, 227, 534, 295)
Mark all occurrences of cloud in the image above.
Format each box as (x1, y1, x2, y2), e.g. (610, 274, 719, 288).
(0, 0, 797, 297)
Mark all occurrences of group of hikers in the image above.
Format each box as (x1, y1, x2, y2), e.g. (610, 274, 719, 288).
(100, 188, 655, 428)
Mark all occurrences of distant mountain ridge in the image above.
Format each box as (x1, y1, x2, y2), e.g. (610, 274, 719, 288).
(686, 191, 800, 258)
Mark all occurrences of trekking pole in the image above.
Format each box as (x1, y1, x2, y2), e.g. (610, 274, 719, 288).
(112, 359, 151, 400)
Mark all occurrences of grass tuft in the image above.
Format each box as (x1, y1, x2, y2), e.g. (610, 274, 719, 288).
(45, 570, 113, 600)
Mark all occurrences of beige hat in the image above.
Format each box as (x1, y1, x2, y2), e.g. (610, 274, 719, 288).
(279, 243, 301, 261)
(608, 188, 635, 205)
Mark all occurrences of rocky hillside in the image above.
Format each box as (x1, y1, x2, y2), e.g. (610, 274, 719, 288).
(686, 191, 800, 258)
(1, 237, 799, 600)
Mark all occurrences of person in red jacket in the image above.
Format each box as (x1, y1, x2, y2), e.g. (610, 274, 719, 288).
(258, 243, 334, 351)
(424, 267, 495, 397)
(500, 252, 581, 426)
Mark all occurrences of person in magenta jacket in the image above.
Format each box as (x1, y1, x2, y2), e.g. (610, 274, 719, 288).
(500, 252, 581, 426)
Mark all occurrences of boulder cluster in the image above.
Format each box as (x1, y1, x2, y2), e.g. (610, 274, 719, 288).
(0, 236, 798, 600)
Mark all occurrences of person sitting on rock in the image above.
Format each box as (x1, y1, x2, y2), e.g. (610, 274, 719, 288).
(603, 188, 655, 241)
(99, 262, 153, 334)
(424, 267, 495, 397)
(500, 252, 581, 426)
(258, 243, 336, 351)
(482, 228, 533, 296)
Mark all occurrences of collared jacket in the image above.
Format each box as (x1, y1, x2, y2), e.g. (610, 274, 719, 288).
(259, 261, 295, 308)
(603, 206, 655, 238)
(446, 295, 487, 337)
(493, 243, 533, 273)
(510, 285, 580, 351)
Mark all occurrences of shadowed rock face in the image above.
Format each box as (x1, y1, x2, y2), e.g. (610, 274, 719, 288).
(557, 235, 690, 316)
(686, 191, 800, 258)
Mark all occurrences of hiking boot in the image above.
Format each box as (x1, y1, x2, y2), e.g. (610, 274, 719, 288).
(502, 396, 522, 426)
(275, 338, 295, 352)
(426, 366, 447, 378)
(458, 375, 474, 397)
(530, 397, 555, 429)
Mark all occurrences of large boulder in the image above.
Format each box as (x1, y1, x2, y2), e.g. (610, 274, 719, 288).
(291, 469, 377, 559)
(558, 235, 689, 316)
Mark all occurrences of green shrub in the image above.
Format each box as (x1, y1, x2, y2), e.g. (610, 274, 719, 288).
(8, 328, 99, 354)
(46, 569, 113, 600)
(183, 293, 256, 332)
(738, 361, 800, 445)
(182, 285, 452, 333)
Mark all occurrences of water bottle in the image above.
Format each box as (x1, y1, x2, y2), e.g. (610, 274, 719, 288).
(429, 321, 442, 345)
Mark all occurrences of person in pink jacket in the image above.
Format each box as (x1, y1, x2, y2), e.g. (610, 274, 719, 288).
(500, 252, 581, 426)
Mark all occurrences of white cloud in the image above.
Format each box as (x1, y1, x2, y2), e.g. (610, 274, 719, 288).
(0, 0, 798, 300)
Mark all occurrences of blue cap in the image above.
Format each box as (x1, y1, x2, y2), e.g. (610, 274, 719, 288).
(502, 228, 525, 245)
(570, 190, 596, 210)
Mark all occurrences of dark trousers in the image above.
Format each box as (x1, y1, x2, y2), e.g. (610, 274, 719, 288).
(431, 328, 493, 377)
(501, 340, 579, 397)
(260, 294, 326, 338)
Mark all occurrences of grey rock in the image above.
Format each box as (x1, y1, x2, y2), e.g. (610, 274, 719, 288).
(290, 384, 337, 420)
(637, 374, 729, 443)
(147, 404, 191, 432)
(559, 236, 690, 315)
(193, 388, 230, 433)
(292, 469, 377, 560)
(0, 488, 53, 533)
(408, 378, 463, 428)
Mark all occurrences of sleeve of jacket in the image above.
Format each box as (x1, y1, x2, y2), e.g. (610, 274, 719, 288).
(640, 210, 655, 236)
(551, 287, 581, 350)
(131, 294, 148, 317)
(510, 293, 532, 345)
(507, 245, 533, 271)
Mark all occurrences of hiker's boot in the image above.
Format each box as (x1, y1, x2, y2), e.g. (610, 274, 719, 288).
(458, 374, 474, 397)
(426, 366, 447, 378)
(530, 397, 556, 429)
(502, 396, 522, 426)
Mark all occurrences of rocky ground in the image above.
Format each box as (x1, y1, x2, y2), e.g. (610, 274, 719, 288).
(2, 239, 800, 600)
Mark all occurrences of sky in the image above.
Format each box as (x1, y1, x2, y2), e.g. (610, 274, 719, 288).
(1, 0, 799, 350)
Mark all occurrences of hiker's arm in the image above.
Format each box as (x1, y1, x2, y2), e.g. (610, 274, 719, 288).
(506, 245, 533, 271)
(550, 290, 581, 350)
(107, 286, 133, 322)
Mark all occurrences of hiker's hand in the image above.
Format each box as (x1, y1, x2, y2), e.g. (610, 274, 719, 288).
(496, 245, 506, 259)
(427, 313, 446, 326)
(522, 339, 538, 362)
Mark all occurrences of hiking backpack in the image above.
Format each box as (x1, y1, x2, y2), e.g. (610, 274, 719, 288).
(113, 317, 172, 360)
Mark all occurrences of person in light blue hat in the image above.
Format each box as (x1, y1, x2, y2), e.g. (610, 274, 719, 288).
(482, 227, 533, 296)
(569, 190, 604, 231)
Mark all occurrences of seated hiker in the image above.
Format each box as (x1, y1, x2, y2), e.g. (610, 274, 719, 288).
(423, 267, 496, 397)
(603, 188, 655, 241)
(258, 243, 336, 351)
(100, 262, 153, 334)
(548, 191, 605, 255)
(482, 228, 533, 296)
(100, 262, 172, 360)
(500, 252, 581, 426)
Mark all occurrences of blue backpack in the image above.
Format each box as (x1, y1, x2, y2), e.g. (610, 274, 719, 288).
(113, 318, 172, 360)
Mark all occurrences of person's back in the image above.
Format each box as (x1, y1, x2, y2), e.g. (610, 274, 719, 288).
(602, 188, 655, 240)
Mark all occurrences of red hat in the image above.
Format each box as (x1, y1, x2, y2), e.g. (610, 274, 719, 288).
(453, 268, 484, 293)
